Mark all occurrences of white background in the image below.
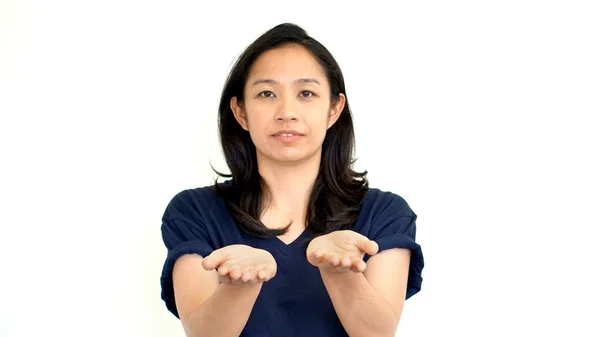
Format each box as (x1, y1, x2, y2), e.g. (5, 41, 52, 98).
(1, 1, 599, 336)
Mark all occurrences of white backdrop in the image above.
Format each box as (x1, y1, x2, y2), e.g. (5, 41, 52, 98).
(1, 1, 599, 336)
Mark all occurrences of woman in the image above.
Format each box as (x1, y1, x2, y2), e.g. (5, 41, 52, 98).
(160, 23, 424, 337)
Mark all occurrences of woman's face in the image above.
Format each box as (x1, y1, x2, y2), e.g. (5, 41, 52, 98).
(231, 43, 345, 165)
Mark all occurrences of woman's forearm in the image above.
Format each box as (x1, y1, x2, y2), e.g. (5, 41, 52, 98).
(184, 283, 262, 337)
(320, 270, 398, 337)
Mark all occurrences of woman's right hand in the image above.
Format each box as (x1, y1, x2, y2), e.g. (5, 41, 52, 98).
(201, 244, 277, 286)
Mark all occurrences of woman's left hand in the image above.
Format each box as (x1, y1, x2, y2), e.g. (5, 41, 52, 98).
(306, 230, 379, 273)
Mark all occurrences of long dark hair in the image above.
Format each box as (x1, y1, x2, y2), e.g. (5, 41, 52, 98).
(212, 23, 368, 238)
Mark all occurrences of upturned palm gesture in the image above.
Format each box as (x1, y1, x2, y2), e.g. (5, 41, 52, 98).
(202, 244, 277, 285)
(306, 230, 379, 273)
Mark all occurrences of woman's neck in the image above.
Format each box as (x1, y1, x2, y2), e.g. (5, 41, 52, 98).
(257, 152, 321, 218)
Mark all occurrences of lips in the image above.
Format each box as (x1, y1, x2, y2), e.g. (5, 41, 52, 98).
(273, 130, 303, 136)
(272, 130, 303, 142)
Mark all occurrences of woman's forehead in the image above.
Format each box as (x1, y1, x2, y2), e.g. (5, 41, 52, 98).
(247, 45, 326, 83)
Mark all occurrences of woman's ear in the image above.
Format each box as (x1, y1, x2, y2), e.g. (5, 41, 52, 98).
(230, 96, 248, 131)
(327, 93, 346, 129)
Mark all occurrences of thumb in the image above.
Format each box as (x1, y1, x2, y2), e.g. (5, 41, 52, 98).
(202, 249, 225, 271)
(357, 239, 379, 255)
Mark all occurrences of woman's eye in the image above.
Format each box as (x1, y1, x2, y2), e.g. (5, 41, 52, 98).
(259, 91, 275, 98)
(300, 91, 314, 98)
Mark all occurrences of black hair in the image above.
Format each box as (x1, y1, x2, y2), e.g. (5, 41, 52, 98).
(212, 23, 368, 238)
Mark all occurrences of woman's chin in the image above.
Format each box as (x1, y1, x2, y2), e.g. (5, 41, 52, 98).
(268, 152, 316, 165)
(274, 154, 307, 164)
(257, 147, 321, 166)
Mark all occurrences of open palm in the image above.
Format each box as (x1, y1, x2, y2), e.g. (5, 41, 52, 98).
(306, 230, 379, 273)
(202, 244, 277, 285)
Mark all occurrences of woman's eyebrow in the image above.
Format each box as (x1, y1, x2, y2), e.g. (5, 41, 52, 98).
(251, 78, 321, 86)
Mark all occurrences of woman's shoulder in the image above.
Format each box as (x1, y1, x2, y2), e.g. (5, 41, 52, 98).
(162, 181, 227, 222)
(351, 185, 418, 239)
(362, 186, 415, 218)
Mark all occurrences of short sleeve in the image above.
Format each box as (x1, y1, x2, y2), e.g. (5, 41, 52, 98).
(159, 192, 216, 319)
(364, 194, 425, 300)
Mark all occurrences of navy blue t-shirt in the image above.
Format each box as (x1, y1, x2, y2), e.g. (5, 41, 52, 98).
(159, 182, 424, 336)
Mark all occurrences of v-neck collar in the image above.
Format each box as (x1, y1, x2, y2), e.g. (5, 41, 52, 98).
(271, 226, 312, 254)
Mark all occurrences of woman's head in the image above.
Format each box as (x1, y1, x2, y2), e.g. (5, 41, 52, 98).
(217, 23, 357, 180)
(230, 43, 345, 166)
(214, 23, 368, 238)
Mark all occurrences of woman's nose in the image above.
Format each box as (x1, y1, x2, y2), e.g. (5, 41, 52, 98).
(275, 94, 298, 121)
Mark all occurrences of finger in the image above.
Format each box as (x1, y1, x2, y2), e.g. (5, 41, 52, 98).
(229, 268, 242, 281)
(327, 254, 341, 267)
(240, 268, 258, 284)
(313, 250, 324, 261)
(217, 266, 230, 277)
(257, 269, 270, 281)
(257, 265, 272, 279)
(340, 256, 352, 268)
(307, 250, 323, 266)
(366, 241, 379, 255)
(250, 270, 261, 284)
(358, 239, 379, 255)
(356, 239, 369, 253)
(202, 250, 225, 271)
(240, 270, 256, 283)
(357, 260, 367, 272)
(350, 257, 367, 273)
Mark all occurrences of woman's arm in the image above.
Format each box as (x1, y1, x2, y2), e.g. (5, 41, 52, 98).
(185, 282, 262, 337)
(172, 253, 264, 337)
(319, 248, 411, 337)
